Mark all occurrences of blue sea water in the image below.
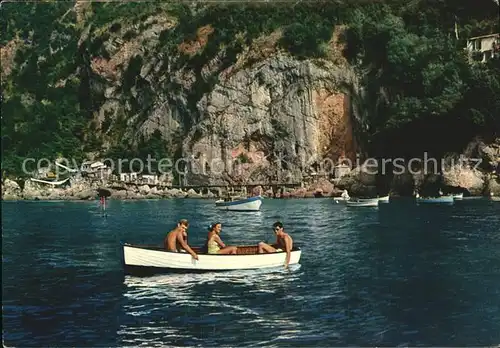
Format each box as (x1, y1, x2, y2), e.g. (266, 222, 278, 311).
(2, 198, 500, 347)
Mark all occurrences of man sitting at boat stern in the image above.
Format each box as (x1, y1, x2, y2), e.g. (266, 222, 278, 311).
(164, 219, 199, 260)
(258, 221, 293, 268)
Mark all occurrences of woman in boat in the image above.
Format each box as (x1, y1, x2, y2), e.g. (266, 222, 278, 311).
(205, 222, 238, 254)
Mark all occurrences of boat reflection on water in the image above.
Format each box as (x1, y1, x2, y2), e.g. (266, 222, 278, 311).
(118, 265, 303, 346)
(123, 264, 302, 294)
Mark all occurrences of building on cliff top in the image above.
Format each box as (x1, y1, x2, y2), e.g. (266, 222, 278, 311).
(465, 33, 499, 63)
(119, 172, 138, 182)
(81, 161, 111, 179)
(142, 174, 159, 185)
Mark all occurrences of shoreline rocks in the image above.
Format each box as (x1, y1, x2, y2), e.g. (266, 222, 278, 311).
(0, 173, 353, 202)
(2, 171, 499, 202)
(2, 137, 499, 201)
(3, 174, 499, 202)
(0, 178, 216, 201)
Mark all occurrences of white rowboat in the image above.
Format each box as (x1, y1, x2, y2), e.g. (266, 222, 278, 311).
(215, 196, 262, 211)
(416, 195, 454, 204)
(346, 200, 379, 207)
(122, 243, 301, 275)
(452, 193, 464, 200)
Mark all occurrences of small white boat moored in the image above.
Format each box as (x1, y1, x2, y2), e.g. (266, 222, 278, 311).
(122, 243, 302, 274)
(416, 195, 454, 204)
(346, 199, 379, 207)
(215, 195, 262, 211)
(452, 193, 464, 200)
(356, 197, 380, 203)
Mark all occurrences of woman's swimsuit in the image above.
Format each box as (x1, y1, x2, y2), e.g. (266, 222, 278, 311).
(207, 237, 220, 254)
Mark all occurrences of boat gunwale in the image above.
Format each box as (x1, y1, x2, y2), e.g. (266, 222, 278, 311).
(416, 196, 454, 203)
(215, 196, 262, 207)
(346, 201, 379, 207)
(122, 242, 301, 256)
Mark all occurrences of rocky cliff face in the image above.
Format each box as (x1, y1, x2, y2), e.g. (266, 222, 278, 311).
(185, 54, 358, 185)
(84, 12, 183, 150)
(73, 5, 360, 184)
(3, 1, 500, 202)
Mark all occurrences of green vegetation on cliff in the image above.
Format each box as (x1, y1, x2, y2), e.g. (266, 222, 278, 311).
(1, 0, 499, 177)
(343, 1, 500, 158)
(1, 2, 86, 174)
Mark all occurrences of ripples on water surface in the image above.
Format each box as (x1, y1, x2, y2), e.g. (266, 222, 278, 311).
(2, 198, 500, 346)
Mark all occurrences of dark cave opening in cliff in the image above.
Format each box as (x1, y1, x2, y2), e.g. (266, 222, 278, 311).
(371, 114, 486, 161)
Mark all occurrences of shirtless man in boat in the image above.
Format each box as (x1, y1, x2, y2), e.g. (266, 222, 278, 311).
(258, 221, 293, 268)
(164, 219, 199, 260)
